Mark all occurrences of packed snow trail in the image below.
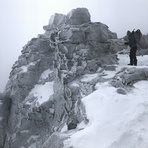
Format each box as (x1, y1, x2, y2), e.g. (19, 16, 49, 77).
(64, 54, 148, 148)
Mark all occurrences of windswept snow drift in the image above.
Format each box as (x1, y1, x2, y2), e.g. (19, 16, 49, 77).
(64, 54, 148, 148)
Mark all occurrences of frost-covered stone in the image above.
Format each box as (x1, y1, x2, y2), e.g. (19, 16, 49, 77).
(1, 7, 120, 148)
(86, 60, 98, 72)
(49, 13, 67, 27)
(111, 67, 148, 88)
(108, 30, 117, 39)
(67, 8, 91, 25)
(85, 23, 109, 42)
(44, 13, 67, 30)
(58, 28, 85, 43)
(109, 39, 127, 53)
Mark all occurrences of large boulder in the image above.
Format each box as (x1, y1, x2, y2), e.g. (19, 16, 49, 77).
(49, 13, 67, 27)
(44, 13, 67, 30)
(85, 23, 109, 42)
(67, 8, 91, 25)
(111, 67, 148, 88)
(43, 13, 67, 37)
(58, 28, 85, 43)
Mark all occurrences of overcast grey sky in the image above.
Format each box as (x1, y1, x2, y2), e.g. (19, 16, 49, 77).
(0, 0, 148, 91)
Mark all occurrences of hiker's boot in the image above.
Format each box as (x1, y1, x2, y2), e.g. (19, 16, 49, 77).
(128, 63, 133, 66)
(134, 59, 137, 66)
(128, 59, 133, 66)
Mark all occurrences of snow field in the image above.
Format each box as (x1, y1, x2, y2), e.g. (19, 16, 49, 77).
(64, 54, 148, 148)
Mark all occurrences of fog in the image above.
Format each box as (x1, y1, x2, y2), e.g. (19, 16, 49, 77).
(0, 0, 148, 91)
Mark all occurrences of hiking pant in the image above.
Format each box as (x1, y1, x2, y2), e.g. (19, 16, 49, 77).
(129, 46, 137, 66)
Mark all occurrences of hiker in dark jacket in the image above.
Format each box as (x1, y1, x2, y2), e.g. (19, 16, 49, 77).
(128, 31, 137, 65)
(125, 29, 142, 66)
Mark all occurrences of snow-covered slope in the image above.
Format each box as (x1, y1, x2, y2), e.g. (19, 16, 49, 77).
(64, 54, 148, 148)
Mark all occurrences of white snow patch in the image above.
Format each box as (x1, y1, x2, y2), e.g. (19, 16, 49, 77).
(77, 121, 87, 130)
(29, 62, 35, 66)
(61, 124, 68, 133)
(19, 62, 36, 74)
(26, 81, 54, 106)
(0, 117, 2, 121)
(27, 135, 40, 148)
(71, 82, 79, 87)
(101, 71, 115, 78)
(137, 54, 148, 66)
(64, 54, 148, 148)
(20, 66, 27, 72)
(40, 69, 53, 79)
(117, 54, 148, 67)
(65, 81, 148, 148)
(81, 73, 98, 82)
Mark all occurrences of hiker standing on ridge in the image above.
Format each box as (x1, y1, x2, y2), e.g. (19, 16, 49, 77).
(125, 29, 142, 66)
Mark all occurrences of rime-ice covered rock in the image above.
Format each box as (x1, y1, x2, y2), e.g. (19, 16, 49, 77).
(58, 28, 85, 43)
(67, 8, 91, 25)
(111, 67, 148, 89)
(1, 7, 121, 148)
(108, 29, 117, 39)
(109, 39, 127, 53)
(49, 13, 67, 27)
(43, 13, 67, 31)
(85, 23, 109, 42)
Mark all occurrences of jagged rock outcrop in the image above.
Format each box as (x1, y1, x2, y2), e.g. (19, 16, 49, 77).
(110, 67, 148, 94)
(111, 67, 148, 87)
(67, 8, 91, 25)
(1, 8, 122, 148)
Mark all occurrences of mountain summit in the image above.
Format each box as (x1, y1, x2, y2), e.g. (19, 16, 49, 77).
(0, 8, 148, 148)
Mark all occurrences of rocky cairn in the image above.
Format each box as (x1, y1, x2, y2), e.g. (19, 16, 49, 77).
(0, 8, 124, 148)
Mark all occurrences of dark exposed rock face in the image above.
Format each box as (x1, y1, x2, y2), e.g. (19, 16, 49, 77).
(1, 8, 120, 148)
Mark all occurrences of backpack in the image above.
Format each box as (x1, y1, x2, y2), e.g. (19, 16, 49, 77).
(127, 29, 142, 47)
(135, 29, 142, 43)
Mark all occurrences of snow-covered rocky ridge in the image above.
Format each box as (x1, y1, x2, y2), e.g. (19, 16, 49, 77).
(1, 7, 148, 148)
(64, 54, 148, 148)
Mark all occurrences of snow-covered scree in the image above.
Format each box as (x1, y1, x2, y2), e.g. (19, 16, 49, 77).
(64, 54, 148, 148)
